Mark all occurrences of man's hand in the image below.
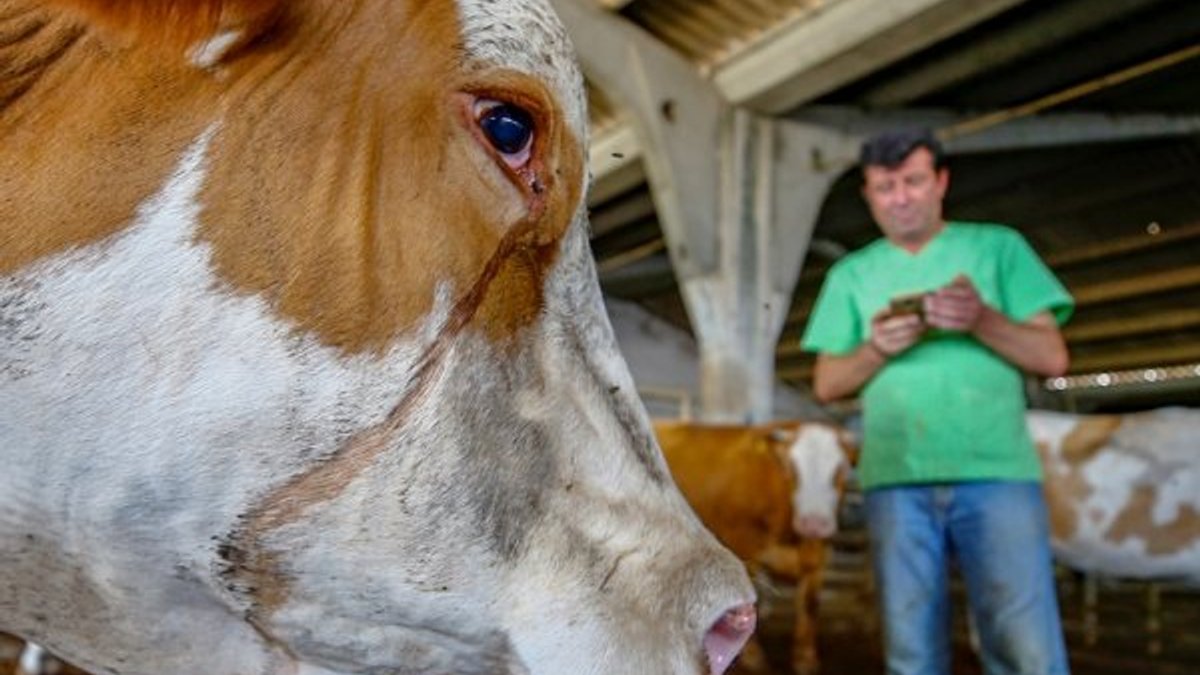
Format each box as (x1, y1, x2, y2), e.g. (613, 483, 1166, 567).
(815, 310, 924, 401)
(925, 274, 984, 332)
(870, 310, 924, 356)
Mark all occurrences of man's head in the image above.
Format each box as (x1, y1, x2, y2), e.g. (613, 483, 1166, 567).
(859, 129, 949, 250)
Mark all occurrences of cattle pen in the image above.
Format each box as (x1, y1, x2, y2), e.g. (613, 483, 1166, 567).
(748, 486, 1200, 675)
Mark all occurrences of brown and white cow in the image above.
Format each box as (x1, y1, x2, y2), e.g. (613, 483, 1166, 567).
(1028, 408, 1200, 584)
(654, 420, 855, 675)
(0, 2, 757, 674)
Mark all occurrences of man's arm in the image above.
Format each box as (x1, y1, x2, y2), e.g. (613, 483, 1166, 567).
(971, 309, 1068, 376)
(925, 275, 1069, 377)
(812, 313, 923, 402)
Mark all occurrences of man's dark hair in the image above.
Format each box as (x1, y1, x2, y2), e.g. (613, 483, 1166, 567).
(859, 128, 945, 172)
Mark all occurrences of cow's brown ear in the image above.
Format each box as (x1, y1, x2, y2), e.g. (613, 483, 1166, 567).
(838, 430, 861, 466)
(48, 0, 283, 65)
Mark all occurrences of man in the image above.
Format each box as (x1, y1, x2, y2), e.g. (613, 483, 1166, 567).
(802, 129, 1073, 675)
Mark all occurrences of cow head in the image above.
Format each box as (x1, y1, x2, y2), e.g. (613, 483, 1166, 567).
(0, 1, 754, 674)
(773, 424, 856, 539)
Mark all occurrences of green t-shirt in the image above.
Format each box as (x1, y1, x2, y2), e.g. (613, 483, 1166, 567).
(801, 222, 1074, 490)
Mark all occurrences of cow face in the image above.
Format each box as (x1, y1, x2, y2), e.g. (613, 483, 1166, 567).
(776, 424, 854, 539)
(0, 1, 754, 674)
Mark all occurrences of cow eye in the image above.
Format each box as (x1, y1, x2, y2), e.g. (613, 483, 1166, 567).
(476, 100, 535, 168)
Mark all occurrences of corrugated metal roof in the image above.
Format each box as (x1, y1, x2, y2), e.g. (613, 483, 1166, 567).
(620, 0, 831, 69)
(586, 0, 843, 132)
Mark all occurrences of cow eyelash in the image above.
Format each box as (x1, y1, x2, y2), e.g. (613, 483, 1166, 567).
(474, 98, 535, 170)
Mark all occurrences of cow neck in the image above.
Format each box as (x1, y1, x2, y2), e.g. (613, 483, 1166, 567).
(0, 2, 220, 277)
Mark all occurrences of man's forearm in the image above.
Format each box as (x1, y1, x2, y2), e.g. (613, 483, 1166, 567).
(812, 343, 888, 402)
(972, 308, 1069, 377)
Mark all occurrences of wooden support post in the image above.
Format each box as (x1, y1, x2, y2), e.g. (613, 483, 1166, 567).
(1083, 573, 1099, 647)
(1146, 582, 1162, 656)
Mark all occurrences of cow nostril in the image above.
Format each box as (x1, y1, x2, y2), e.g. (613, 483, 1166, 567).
(702, 602, 756, 675)
(795, 514, 836, 539)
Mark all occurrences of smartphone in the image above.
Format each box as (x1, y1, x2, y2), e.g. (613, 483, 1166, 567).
(889, 293, 926, 319)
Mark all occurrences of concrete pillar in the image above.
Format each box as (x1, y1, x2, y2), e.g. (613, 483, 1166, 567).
(550, 0, 853, 422)
(684, 112, 847, 422)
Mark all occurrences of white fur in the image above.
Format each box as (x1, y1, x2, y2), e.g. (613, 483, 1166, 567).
(188, 29, 243, 68)
(786, 424, 849, 530)
(457, 0, 588, 140)
(18, 643, 45, 675)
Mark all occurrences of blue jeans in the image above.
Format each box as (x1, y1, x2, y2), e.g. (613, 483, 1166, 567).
(865, 481, 1070, 675)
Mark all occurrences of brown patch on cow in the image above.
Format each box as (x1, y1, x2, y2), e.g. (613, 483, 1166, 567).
(44, 0, 282, 55)
(1104, 485, 1200, 557)
(1061, 415, 1121, 464)
(0, 4, 81, 108)
(4, 0, 583, 354)
(1041, 417, 1119, 543)
(1, 1, 219, 275)
(655, 421, 797, 564)
(1036, 439, 1092, 543)
(1042, 467, 1091, 542)
(837, 431, 860, 468)
(199, 2, 582, 353)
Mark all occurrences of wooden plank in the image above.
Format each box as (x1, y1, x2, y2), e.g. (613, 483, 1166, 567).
(1064, 308, 1200, 343)
(1069, 342, 1200, 374)
(1073, 265, 1200, 307)
(1045, 221, 1200, 269)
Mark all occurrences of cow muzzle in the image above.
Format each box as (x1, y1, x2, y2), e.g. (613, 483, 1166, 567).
(703, 603, 756, 675)
(794, 513, 837, 539)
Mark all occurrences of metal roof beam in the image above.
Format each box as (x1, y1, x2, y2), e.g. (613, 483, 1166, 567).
(585, 0, 1026, 192)
(1069, 342, 1200, 374)
(860, 0, 1164, 107)
(714, 0, 1027, 114)
(790, 106, 1200, 158)
(590, 109, 1200, 200)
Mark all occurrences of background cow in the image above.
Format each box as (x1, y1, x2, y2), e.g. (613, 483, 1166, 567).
(1028, 408, 1200, 584)
(655, 420, 856, 675)
(0, 1, 756, 674)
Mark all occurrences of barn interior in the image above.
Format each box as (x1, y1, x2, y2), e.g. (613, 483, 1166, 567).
(3, 2, 1197, 675)
(563, 0, 1200, 673)
(581, 0, 1200, 416)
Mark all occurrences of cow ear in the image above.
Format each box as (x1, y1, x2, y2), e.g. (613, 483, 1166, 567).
(49, 0, 283, 66)
(838, 430, 861, 466)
